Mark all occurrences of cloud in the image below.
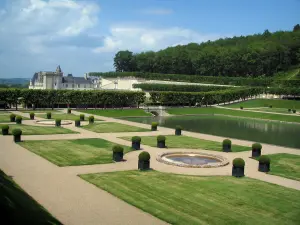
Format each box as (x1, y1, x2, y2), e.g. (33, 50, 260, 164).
(141, 8, 173, 15)
(93, 26, 223, 53)
(0, 0, 225, 78)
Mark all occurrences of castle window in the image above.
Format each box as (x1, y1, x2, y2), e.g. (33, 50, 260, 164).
(72, 84, 74, 88)
(77, 84, 80, 88)
(84, 84, 86, 88)
(66, 84, 68, 88)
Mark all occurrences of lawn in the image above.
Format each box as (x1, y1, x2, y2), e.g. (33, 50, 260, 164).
(227, 99, 300, 109)
(121, 135, 250, 152)
(82, 122, 149, 133)
(167, 107, 300, 123)
(256, 153, 300, 181)
(1, 124, 76, 135)
(80, 170, 300, 225)
(76, 109, 151, 117)
(40, 113, 81, 120)
(0, 169, 62, 225)
(249, 107, 294, 114)
(0, 114, 29, 122)
(19, 138, 132, 166)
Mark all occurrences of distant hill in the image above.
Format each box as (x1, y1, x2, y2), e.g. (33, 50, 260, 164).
(0, 78, 30, 85)
(0, 78, 30, 88)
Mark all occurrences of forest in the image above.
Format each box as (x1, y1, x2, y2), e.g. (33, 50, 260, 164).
(111, 25, 300, 78)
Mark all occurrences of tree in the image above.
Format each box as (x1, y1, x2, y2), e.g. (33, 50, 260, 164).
(293, 24, 300, 32)
(113, 50, 136, 72)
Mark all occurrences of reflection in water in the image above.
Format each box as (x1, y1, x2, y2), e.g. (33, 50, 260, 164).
(124, 115, 300, 149)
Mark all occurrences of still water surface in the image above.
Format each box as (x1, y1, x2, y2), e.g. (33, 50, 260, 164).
(124, 115, 300, 149)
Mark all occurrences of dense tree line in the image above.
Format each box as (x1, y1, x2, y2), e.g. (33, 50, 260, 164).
(0, 89, 145, 109)
(133, 83, 231, 92)
(112, 27, 300, 78)
(89, 71, 273, 86)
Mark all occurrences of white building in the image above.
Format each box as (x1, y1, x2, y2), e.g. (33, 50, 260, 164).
(29, 66, 142, 91)
(29, 66, 102, 90)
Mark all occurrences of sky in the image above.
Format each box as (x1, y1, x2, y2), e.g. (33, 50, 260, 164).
(0, 0, 299, 78)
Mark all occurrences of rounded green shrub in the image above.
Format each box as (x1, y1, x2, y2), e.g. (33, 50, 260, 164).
(75, 119, 80, 122)
(139, 151, 150, 161)
(175, 125, 182, 130)
(288, 108, 291, 112)
(46, 112, 51, 118)
(252, 143, 262, 150)
(16, 116, 22, 123)
(292, 109, 296, 113)
(80, 114, 85, 121)
(10, 114, 16, 119)
(223, 139, 231, 146)
(2, 125, 9, 130)
(151, 122, 158, 128)
(55, 119, 61, 123)
(30, 112, 35, 116)
(88, 116, 94, 123)
(233, 158, 245, 167)
(12, 129, 22, 136)
(269, 105, 272, 108)
(112, 145, 124, 153)
(157, 135, 166, 142)
(259, 155, 271, 164)
(67, 108, 71, 114)
(132, 136, 141, 142)
(240, 106, 243, 110)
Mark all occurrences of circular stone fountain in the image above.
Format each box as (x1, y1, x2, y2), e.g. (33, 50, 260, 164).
(157, 152, 229, 168)
(35, 120, 73, 125)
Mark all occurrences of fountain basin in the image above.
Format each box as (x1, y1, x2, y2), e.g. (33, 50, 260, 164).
(35, 120, 73, 125)
(157, 152, 229, 168)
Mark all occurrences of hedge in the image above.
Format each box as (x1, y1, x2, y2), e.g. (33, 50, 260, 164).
(89, 72, 273, 87)
(133, 83, 231, 92)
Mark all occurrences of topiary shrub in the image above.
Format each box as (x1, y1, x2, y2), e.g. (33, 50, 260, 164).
(2, 125, 9, 135)
(29, 112, 35, 120)
(46, 112, 51, 119)
(269, 105, 272, 108)
(112, 145, 124, 162)
(12, 129, 22, 142)
(252, 143, 262, 158)
(151, 122, 158, 131)
(157, 135, 166, 148)
(132, 136, 141, 150)
(175, 125, 182, 135)
(240, 106, 243, 110)
(222, 139, 232, 152)
(292, 109, 296, 113)
(258, 155, 271, 172)
(80, 114, 85, 121)
(15, 116, 22, 124)
(10, 114, 16, 122)
(88, 116, 94, 124)
(288, 108, 291, 112)
(67, 108, 71, 114)
(75, 119, 80, 127)
(232, 158, 245, 177)
(55, 118, 61, 127)
(138, 151, 151, 170)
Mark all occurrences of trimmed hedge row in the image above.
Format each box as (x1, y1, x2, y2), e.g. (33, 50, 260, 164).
(0, 89, 146, 109)
(150, 87, 262, 106)
(89, 72, 273, 86)
(133, 83, 231, 92)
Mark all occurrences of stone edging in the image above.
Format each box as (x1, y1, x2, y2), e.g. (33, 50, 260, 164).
(156, 151, 229, 168)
